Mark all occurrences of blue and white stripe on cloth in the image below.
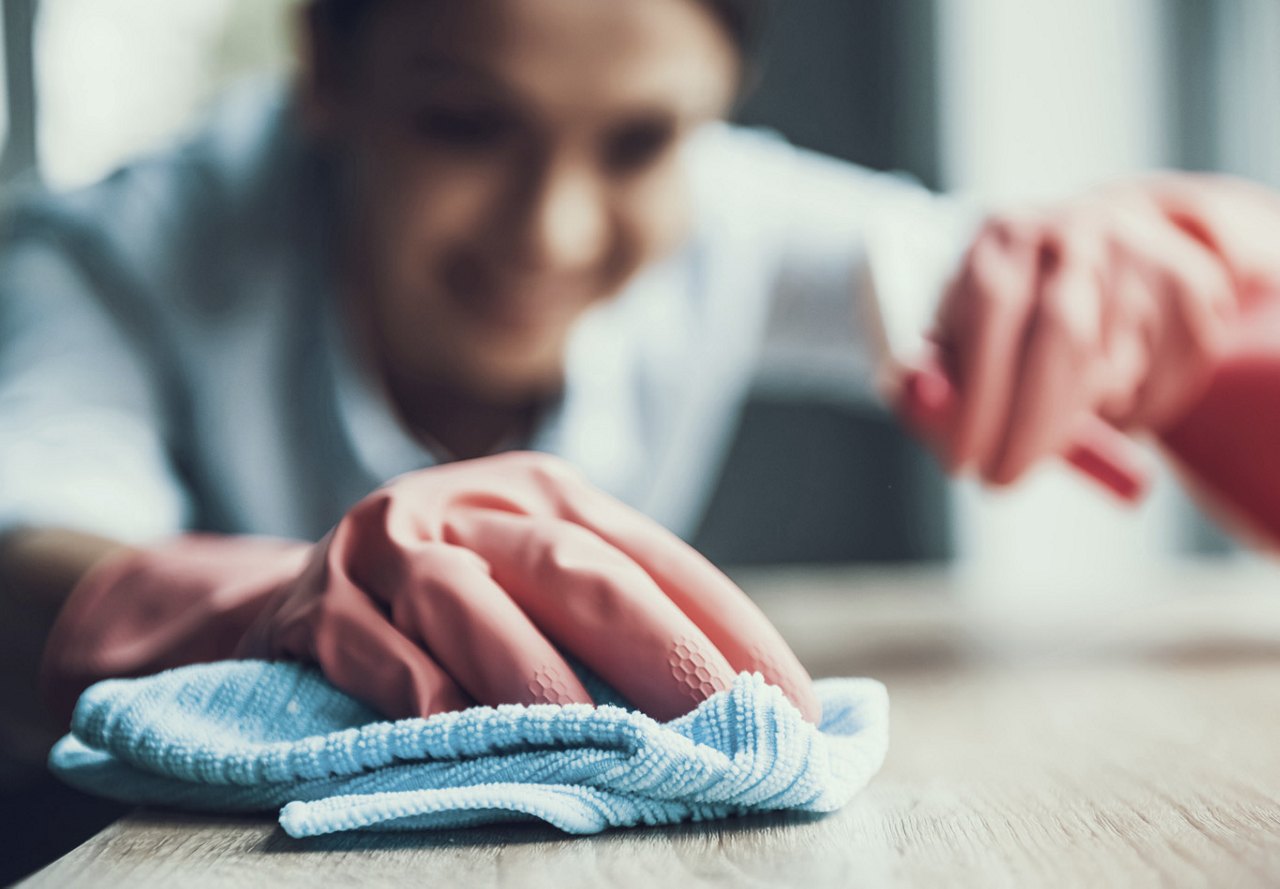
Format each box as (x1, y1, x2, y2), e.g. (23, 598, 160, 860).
(49, 661, 889, 837)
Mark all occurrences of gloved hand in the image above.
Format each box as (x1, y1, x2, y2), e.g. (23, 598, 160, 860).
(41, 452, 819, 725)
(930, 174, 1280, 486)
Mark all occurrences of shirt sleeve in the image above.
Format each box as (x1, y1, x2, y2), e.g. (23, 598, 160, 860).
(686, 125, 982, 403)
(0, 231, 191, 543)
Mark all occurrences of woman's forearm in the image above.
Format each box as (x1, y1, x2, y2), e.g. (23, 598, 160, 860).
(0, 528, 129, 752)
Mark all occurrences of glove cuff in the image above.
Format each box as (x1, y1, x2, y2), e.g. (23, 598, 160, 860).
(39, 533, 309, 725)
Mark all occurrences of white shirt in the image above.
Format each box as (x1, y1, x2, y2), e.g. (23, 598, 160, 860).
(0, 85, 973, 544)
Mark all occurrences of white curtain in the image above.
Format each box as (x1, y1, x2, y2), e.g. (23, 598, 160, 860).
(1206, 0, 1280, 186)
(32, 0, 296, 189)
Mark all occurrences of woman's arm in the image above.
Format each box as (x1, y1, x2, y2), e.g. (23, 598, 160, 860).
(0, 528, 127, 750)
(0, 227, 191, 739)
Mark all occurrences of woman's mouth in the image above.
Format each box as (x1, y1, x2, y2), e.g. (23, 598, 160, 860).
(442, 258, 592, 334)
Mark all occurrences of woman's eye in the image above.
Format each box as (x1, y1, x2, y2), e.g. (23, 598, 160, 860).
(411, 109, 511, 150)
(603, 122, 675, 174)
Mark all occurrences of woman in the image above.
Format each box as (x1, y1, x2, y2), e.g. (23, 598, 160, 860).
(3, 0, 1278, 730)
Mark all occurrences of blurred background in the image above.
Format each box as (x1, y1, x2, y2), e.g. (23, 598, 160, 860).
(2, 0, 1279, 881)
(2, 0, 1277, 576)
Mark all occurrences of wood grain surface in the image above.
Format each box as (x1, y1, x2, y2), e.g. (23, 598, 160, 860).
(22, 561, 1280, 888)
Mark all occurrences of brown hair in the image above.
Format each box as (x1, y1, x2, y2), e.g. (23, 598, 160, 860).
(310, 0, 768, 61)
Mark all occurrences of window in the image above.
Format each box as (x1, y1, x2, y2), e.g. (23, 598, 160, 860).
(30, 0, 296, 189)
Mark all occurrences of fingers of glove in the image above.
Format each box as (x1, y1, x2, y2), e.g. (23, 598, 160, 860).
(902, 353, 1151, 502)
(444, 509, 739, 723)
(546, 490, 821, 724)
(293, 575, 475, 720)
(985, 248, 1104, 485)
(899, 348, 960, 454)
(938, 222, 1039, 474)
(1063, 417, 1151, 502)
(1093, 261, 1152, 425)
(353, 537, 593, 708)
(1119, 225, 1238, 429)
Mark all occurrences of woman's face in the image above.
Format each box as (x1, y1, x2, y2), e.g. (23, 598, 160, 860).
(306, 0, 740, 405)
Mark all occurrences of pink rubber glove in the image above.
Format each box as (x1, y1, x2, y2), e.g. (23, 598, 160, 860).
(896, 349, 1151, 503)
(931, 174, 1280, 486)
(41, 452, 819, 725)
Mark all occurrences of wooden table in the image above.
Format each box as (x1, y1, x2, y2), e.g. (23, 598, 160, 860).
(22, 561, 1280, 888)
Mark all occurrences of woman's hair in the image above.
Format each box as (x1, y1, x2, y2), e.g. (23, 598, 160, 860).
(311, 0, 768, 61)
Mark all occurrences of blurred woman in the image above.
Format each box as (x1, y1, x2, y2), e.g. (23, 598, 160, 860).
(3, 0, 1278, 731)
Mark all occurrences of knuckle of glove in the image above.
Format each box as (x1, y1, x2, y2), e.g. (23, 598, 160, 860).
(667, 635, 733, 704)
(540, 520, 632, 589)
(521, 452, 588, 501)
(1040, 288, 1098, 360)
(506, 450, 582, 482)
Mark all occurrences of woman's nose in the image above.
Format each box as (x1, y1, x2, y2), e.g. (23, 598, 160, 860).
(509, 162, 610, 274)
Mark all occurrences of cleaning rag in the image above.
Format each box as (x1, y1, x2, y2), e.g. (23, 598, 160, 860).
(49, 661, 888, 837)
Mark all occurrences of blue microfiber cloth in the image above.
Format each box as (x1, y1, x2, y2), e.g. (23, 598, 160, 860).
(48, 661, 888, 838)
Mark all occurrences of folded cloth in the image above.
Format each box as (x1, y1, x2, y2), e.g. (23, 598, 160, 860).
(48, 661, 888, 837)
